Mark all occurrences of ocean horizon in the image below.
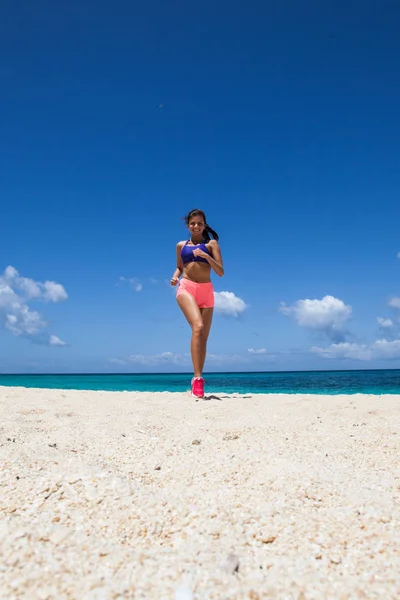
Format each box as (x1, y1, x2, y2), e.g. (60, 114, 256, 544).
(1, 369, 400, 395)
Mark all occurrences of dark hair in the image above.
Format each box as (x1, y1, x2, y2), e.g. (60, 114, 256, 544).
(184, 208, 219, 242)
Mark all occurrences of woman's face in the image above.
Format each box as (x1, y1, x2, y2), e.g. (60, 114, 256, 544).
(188, 214, 206, 237)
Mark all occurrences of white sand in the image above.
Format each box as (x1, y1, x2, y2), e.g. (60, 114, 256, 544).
(1, 386, 400, 599)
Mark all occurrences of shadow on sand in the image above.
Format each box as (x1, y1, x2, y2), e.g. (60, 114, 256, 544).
(201, 394, 252, 401)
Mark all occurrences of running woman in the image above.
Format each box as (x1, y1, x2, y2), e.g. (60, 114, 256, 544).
(170, 209, 224, 398)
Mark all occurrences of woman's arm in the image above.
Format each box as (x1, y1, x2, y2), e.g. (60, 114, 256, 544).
(207, 240, 224, 276)
(193, 240, 224, 276)
(170, 242, 184, 286)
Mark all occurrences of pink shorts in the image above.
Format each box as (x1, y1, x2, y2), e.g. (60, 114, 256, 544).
(176, 279, 214, 308)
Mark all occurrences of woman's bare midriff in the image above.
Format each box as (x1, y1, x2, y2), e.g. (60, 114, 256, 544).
(182, 262, 211, 283)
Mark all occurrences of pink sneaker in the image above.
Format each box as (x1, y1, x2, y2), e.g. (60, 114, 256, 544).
(191, 377, 205, 399)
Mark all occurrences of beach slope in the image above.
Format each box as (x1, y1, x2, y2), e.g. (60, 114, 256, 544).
(1, 387, 400, 599)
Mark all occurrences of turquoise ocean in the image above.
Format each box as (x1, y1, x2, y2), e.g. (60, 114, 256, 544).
(1, 370, 400, 394)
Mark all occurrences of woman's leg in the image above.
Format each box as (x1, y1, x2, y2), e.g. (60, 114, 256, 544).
(177, 294, 204, 377)
(199, 308, 213, 373)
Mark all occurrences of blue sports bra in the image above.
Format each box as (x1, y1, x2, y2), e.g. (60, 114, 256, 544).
(181, 239, 211, 265)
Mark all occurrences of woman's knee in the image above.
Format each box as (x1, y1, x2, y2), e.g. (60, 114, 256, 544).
(192, 320, 204, 336)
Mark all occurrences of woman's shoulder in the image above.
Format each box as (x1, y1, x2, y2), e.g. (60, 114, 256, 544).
(208, 239, 220, 247)
(176, 240, 186, 248)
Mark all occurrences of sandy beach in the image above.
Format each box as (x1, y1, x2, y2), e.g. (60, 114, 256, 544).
(1, 386, 400, 599)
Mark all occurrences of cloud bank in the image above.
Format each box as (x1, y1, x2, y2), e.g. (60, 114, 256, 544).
(119, 276, 142, 292)
(0, 266, 67, 346)
(312, 339, 400, 361)
(280, 295, 352, 342)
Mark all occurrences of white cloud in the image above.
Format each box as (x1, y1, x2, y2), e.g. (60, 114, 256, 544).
(108, 357, 128, 365)
(377, 316, 399, 340)
(110, 351, 264, 368)
(4, 266, 19, 279)
(372, 338, 400, 358)
(128, 351, 182, 365)
(119, 276, 142, 292)
(248, 348, 267, 354)
(0, 284, 17, 309)
(43, 281, 68, 302)
(15, 277, 42, 298)
(312, 338, 400, 361)
(214, 291, 247, 317)
(280, 295, 352, 342)
(0, 266, 67, 345)
(377, 317, 394, 328)
(312, 342, 372, 361)
(5, 306, 45, 337)
(49, 335, 66, 347)
(389, 297, 400, 310)
(3, 266, 68, 302)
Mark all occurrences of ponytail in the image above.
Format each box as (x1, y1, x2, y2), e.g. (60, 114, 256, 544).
(204, 224, 219, 242)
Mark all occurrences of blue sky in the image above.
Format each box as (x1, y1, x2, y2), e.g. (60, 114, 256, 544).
(1, 0, 400, 373)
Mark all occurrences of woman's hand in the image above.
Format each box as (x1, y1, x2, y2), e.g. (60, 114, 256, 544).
(192, 248, 210, 261)
(170, 276, 179, 286)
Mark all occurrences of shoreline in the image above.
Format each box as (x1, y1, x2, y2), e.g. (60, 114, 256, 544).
(1, 384, 400, 397)
(2, 387, 400, 598)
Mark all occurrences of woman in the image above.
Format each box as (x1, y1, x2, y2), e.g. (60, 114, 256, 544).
(170, 209, 224, 398)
